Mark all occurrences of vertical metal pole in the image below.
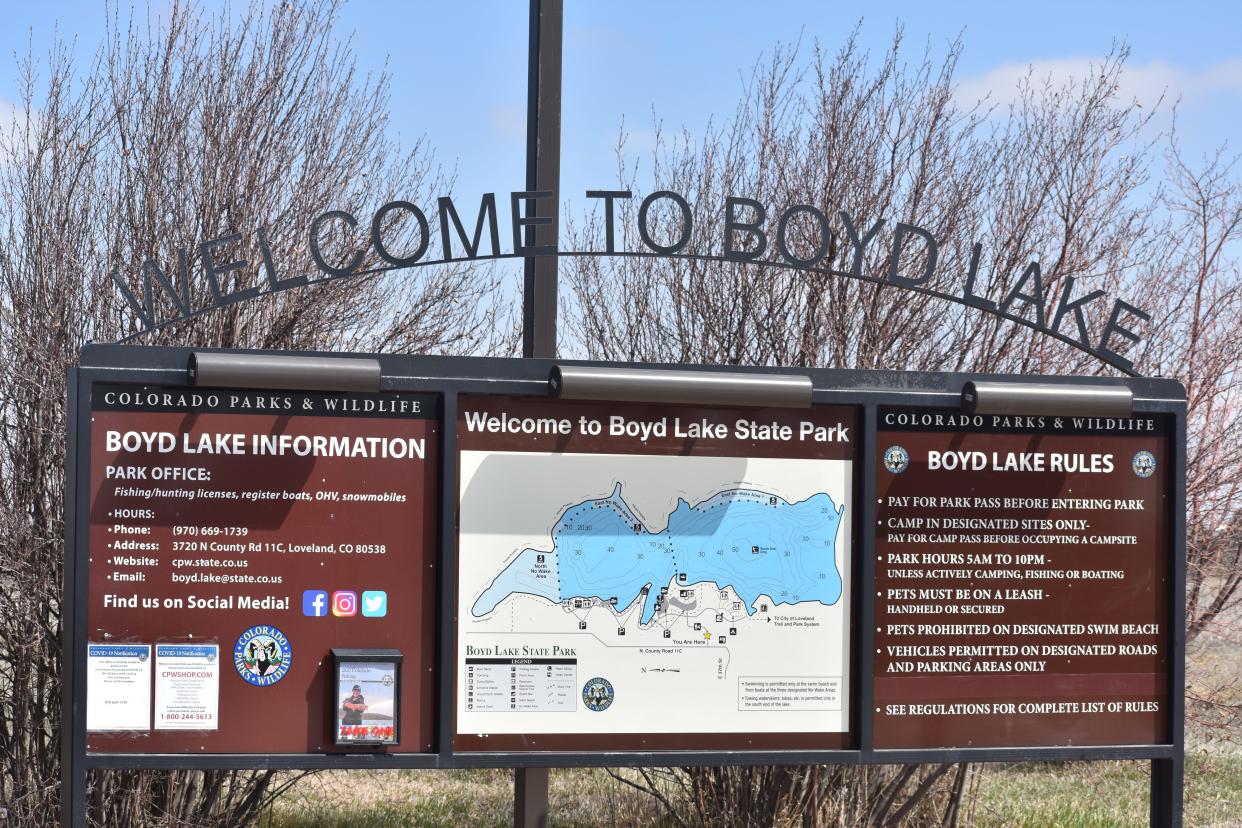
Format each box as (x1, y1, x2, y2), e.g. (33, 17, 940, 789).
(1150, 757, 1183, 828)
(515, 767, 550, 828)
(521, 0, 563, 360)
(859, 404, 876, 755)
(516, 1, 561, 825)
(1151, 406, 1187, 827)
(61, 370, 87, 828)
(63, 765, 86, 828)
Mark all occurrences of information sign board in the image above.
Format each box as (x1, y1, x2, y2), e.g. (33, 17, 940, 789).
(83, 385, 438, 754)
(454, 395, 856, 751)
(64, 346, 1184, 808)
(872, 410, 1171, 748)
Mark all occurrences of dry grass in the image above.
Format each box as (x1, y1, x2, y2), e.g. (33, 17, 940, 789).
(968, 754, 1242, 827)
(259, 752, 1242, 827)
(1187, 588, 1242, 751)
(261, 768, 668, 828)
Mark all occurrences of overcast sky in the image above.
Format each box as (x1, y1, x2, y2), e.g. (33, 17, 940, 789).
(2, 1, 1240, 208)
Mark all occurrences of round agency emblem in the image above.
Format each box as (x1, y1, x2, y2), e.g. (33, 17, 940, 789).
(1132, 450, 1157, 479)
(883, 445, 910, 474)
(582, 677, 615, 712)
(233, 625, 292, 686)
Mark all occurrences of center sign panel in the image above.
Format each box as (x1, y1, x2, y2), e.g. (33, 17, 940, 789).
(454, 396, 856, 751)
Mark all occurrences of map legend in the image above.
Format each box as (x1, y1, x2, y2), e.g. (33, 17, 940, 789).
(465, 658, 577, 713)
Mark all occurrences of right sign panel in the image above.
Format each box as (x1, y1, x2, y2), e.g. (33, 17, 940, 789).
(873, 408, 1170, 749)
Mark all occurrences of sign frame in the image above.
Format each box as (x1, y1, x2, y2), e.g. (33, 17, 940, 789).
(62, 344, 1185, 821)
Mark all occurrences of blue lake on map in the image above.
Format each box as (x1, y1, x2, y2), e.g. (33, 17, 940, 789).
(471, 483, 845, 623)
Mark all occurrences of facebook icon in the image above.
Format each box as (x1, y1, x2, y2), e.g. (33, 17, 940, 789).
(302, 590, 328, 617)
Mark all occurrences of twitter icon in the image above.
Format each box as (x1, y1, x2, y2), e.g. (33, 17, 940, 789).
(361, 591, 388, 617)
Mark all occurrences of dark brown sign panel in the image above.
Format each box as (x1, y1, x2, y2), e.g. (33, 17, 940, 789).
(84, 385, 438, 754)
(454, 396, 857, 752)
(872, 409, 1170, 749)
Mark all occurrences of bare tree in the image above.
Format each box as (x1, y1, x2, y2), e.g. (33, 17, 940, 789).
(566, 35, 1164, 376)
(0, 2, 508, 825)
(609, 762, 975, 827)
(1144, 139, 1242, 739)
(568, 29, 1242, 825)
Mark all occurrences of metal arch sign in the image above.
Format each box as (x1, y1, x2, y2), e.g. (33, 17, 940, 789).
(108, 189, 1150, 375)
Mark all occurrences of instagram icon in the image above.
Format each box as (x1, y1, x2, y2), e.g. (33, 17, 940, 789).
(331, 591, 358, 617)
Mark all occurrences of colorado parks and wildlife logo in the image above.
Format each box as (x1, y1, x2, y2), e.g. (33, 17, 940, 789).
(883, 445, 910, 474)
(1132, 450, 1157, 479)
(233, 624, 291, 686)
(582, 677, 615, 712)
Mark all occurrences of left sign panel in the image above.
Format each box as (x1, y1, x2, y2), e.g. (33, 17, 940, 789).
(83, 385, 438, 754)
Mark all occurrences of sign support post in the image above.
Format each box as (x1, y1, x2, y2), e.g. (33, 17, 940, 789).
(1151, 758, 1183, 828)
(515, 767, 551, 828)
(521, 0, 562, 361)
(517, 0, 562, 824)
(61, 375, 87, 828)
(1152, 408, 1188, 828)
